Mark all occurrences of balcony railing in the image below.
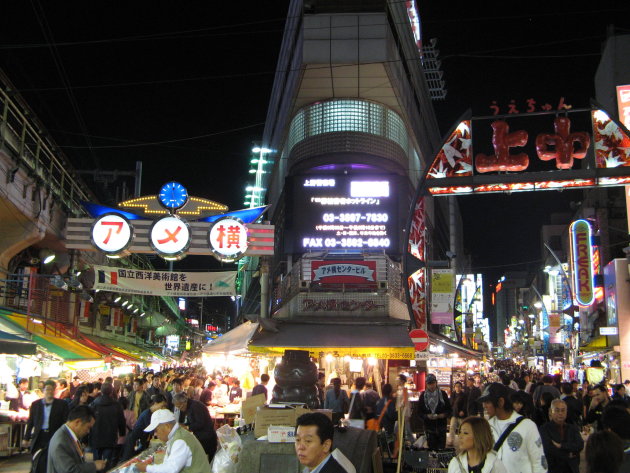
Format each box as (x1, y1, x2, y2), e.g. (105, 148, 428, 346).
(272, 254, 405, 313)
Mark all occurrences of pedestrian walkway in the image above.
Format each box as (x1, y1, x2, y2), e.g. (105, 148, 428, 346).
(0, 453, 31, 473)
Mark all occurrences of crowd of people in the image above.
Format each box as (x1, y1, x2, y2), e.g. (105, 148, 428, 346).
(6, 362, 630, 473)
(6, 366, 248, 473)
(316, 366, 630, 473)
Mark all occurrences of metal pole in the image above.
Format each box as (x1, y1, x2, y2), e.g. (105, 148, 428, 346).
(135, 161, 143, 197)
(260, 257, 269, 318)
(449, 196, 457, 271)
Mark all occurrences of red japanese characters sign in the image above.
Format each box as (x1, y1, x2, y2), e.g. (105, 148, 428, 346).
(208, 217, 249, 262)
(91, 214, 133, 256)
(150, 215, 191, 261)
(405, 103, 630, 330)
(423, 105, 630, 196)
(310, 260, 377, 285)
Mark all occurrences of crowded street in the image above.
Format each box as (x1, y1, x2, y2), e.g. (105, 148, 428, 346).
(1, 1, 630, 473)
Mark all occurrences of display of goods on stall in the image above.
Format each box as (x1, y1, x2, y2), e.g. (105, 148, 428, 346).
(271, 350, 320, 408)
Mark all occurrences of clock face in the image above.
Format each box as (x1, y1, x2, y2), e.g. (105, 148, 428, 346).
(158, 182, 188, 209)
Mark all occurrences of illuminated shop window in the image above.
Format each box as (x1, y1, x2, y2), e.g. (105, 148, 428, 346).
(287, 99, 408, 152)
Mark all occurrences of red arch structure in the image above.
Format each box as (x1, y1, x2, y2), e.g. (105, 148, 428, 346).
(404, 101, 630, 329)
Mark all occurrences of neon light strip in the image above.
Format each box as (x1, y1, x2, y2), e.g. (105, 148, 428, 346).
(569, 219, 595, 307)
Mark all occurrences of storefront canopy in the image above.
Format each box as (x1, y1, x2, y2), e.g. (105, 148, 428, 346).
(202, 321, 260, 355)
(100, 339, 167, 363)
(249, 318, 414, 359)
(0, 310, 103, 361)
(0, 330, 37, 355)
(33, 334, 102, 361)
(428, 332, 484, 359)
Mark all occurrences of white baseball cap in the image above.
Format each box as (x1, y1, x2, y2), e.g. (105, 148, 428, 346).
(144, 409, 176, 432)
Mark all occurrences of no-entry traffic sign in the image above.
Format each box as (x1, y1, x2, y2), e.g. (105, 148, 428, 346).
(409, 329, 429, 351)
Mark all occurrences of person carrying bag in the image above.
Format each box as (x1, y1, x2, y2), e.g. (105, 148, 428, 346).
(367, 399, 392, 431)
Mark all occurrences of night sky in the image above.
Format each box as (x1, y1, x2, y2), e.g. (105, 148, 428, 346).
(1, 2, 628, 294)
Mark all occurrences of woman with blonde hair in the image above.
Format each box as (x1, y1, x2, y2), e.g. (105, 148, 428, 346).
(448, 416, 507, 473)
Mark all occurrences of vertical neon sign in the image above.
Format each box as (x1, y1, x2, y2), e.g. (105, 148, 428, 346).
(569, 219, 595, 307)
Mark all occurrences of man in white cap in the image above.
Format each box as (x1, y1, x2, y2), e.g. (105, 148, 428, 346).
(135, 409, 210, 473)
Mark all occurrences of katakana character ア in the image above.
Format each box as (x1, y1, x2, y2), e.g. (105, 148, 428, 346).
(535, 117, 590, 169)
(475, 121, 529, 173)
(99, 221, 123, 244)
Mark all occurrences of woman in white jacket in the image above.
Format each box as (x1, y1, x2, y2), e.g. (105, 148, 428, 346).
(448, 417, 508, 473)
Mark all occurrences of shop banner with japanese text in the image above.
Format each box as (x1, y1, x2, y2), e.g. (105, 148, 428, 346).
(93, 265, 236, 296)
(431, 269, 455, 325)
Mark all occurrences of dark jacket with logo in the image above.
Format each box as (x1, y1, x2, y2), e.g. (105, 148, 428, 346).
(89, 394, 126, 448)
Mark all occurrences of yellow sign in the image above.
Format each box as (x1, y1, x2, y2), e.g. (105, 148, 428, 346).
(248, 345, 414, 360)
(432, 269, 454, 293)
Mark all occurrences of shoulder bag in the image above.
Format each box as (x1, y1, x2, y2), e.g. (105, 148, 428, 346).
(493, 416, 525, 452)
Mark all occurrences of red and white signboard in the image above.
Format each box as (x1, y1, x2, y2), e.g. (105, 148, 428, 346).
(150, 216, 191, 259)
(311, 260, 376, 285)
(209, 217, 249, 262)
(616, 84, 630, 130)
(409, 328, 429, 351)
(91, 214, 133, 256)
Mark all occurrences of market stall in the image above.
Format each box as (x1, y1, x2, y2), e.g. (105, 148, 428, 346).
(248, 317, 414, 389)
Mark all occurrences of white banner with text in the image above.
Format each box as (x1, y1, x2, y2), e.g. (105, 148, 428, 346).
(93, 266, 236, 297)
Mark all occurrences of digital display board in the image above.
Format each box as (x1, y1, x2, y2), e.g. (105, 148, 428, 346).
(289, 174, 401, 253)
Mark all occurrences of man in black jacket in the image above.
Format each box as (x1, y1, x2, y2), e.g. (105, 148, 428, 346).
(465, 377, 481, 416)
(172, 392, 218, 462)
(146, 373, 165, 398)
(23, 379, 69, 473)
(120, 394, 168, 462)
(602, 406, 630, 473)
(539, 399, 583, 473)
(448, 381, 468, 447)
(90, 383, 126, 468)
(417, 374, 452, 450)
(560, 382, 583, 426)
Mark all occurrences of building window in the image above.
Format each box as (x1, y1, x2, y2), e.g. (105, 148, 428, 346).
(286, 99, 408, 152)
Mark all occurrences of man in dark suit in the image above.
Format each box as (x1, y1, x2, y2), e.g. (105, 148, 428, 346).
(47, 405, 106, 473)
(89, 383, 126, 468)
(23, 379, 70, 473)
(172, 392, 218, 462)
(295, 412, 346, 473)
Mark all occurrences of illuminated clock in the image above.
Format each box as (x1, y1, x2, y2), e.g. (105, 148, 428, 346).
(158, 181, 188, 210)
